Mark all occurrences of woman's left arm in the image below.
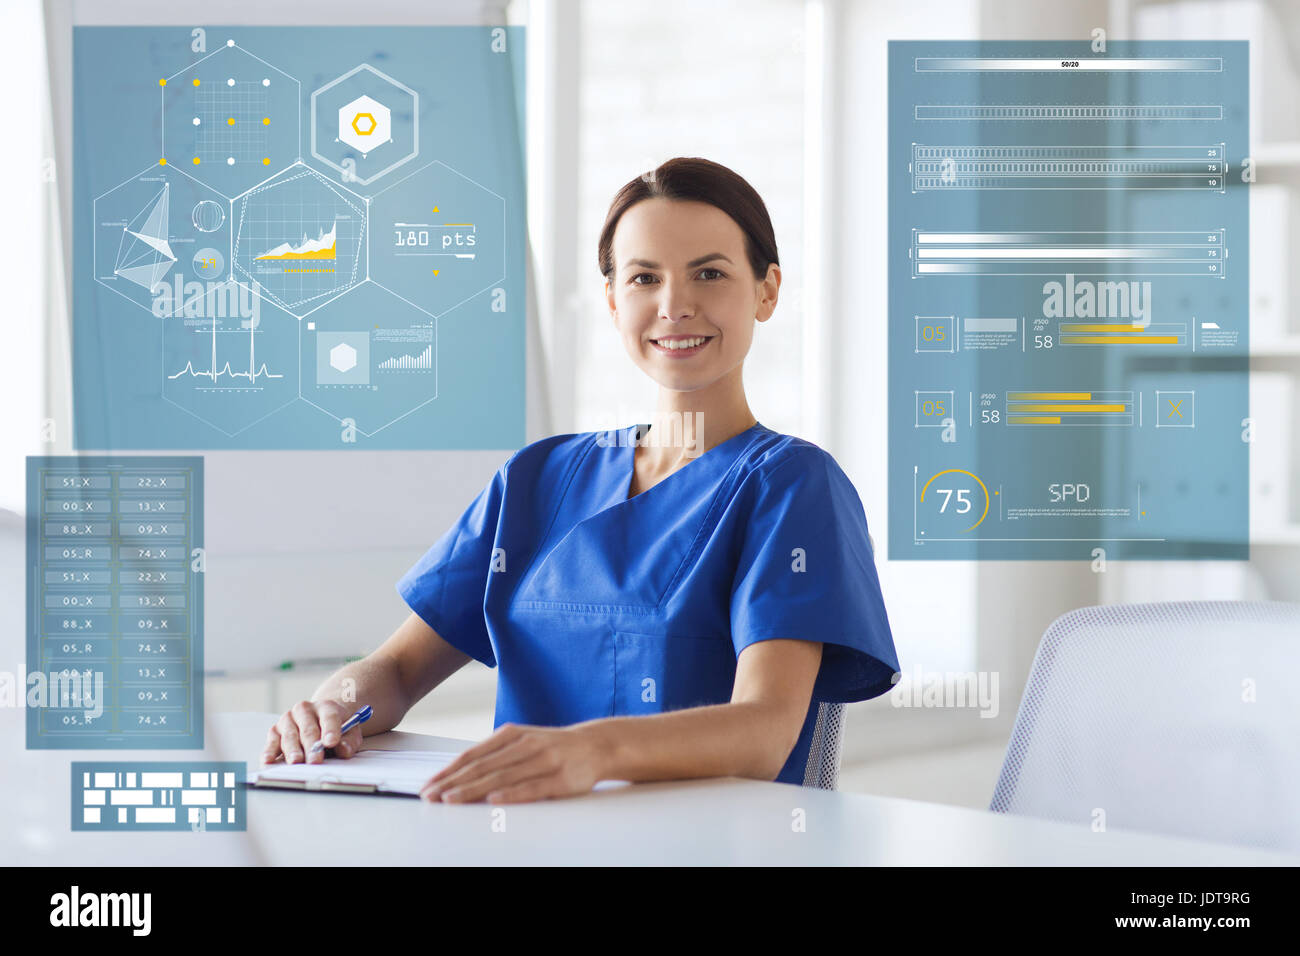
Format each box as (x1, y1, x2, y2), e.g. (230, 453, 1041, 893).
(420, 639, 823, 803)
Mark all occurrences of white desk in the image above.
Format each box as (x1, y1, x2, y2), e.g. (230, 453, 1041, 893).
(5, 710, 1296, 866)
(217, 713, 1297, 866)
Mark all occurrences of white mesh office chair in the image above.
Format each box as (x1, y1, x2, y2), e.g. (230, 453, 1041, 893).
(990, 601, 1300, 853)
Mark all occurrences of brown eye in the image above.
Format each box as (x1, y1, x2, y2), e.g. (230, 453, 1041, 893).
(630, 273, 657, 285)
(698, 268, 725, 280)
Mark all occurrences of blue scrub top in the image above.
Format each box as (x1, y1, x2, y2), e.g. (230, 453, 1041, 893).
(397, 422, 900, 786)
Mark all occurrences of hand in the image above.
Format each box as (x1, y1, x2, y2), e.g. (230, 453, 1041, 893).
(420, 723, 607, 804)
(262, 700, 365, 766)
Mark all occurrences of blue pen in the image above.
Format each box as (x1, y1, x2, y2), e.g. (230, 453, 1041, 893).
(309, 704, 371, 756)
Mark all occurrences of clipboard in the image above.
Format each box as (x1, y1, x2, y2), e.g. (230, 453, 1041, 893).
(247, 749, 459, 797)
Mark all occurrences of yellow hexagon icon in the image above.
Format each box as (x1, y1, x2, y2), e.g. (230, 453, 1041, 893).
(337, 94, 392, 156)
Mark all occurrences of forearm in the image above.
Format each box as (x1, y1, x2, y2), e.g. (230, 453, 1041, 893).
(308, 613, 472, 738)
(310, 653, 410, 736)
(582, 699, 804, 784)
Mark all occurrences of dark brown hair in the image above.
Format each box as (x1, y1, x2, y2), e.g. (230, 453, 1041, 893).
(597, 157, 779, 282)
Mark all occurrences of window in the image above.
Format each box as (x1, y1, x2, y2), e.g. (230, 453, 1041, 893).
(569, 0, 806, 436)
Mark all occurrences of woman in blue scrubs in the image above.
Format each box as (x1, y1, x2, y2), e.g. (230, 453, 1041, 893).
(263, 157, 899, 802)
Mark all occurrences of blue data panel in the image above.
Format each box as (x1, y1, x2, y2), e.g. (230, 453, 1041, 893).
(73, 27, 525, 449)
(888, 42, 1249, 560)
(27, 457, 203, 749)
(72, 762, 245, 831)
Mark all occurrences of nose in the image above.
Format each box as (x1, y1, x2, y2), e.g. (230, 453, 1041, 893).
(658, 279, 694, 323)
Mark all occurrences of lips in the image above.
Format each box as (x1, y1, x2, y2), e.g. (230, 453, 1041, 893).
(649, 334, 714, 356)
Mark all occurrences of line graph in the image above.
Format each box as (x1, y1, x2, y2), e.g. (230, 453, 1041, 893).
(168, 322, 285, 388)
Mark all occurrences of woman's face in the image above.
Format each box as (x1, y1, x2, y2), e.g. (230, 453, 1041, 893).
(606, 197, 780, 393)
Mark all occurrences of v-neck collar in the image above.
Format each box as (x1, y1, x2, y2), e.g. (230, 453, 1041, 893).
(620, 420, 768, 503)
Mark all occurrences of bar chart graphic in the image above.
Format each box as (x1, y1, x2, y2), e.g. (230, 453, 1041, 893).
(889, 41, 1248, 559)
(912, 144, 1227, 191)
(377, 344, 432, 371)
(912, 230, 1227, 277)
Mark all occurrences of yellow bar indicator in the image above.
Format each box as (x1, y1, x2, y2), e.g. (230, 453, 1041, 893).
(1007, 416, 1062, 424)
(1006, 392, 1092, 401)
(1006, 403, 1128, 413)
(1059, 323, 1147, 333)
(1061, 335, 1180, 345)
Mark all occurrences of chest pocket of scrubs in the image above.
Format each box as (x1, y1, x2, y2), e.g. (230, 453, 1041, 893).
(613, 631, 737, 716)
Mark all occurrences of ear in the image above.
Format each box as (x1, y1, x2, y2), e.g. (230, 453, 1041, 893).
(755, 263, 781, 324)
(605, 278, 617, 325)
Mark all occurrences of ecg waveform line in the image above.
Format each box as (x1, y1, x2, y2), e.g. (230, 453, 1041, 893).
(168, 323, 285, 385)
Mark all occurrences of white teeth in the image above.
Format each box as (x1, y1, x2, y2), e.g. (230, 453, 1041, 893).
(655, 336, 707, 350)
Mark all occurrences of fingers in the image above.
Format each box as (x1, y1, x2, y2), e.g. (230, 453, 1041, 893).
(314, 700, 363, 759)
(422, 736, 540, 800)
(422, 758, 552, 804)
(484, 778, 559, 804)
(335, 724, 364, 759)
(291, 700, 326, 764)
(273, 701, 316, 765)
(426, 723, 524, 786)
(261, 726, 283, 765)
(264, 701, 364, 766)
(316, 700, 345, 750)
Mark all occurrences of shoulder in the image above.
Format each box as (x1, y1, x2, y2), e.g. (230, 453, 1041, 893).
(499, 426, 631, 479)
(735, 428, 854, 492)
(731, 430, 876, 552)
(504, 430, 599, 466)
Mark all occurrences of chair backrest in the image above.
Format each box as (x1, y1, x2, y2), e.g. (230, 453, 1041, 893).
(990, 601, 1300, 853)
(803, 701, 845, 790)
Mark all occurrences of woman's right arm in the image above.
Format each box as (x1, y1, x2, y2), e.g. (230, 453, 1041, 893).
(261, 611, 472, 765)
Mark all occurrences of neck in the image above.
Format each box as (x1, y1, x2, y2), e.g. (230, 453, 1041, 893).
(642, 366, 756, 464)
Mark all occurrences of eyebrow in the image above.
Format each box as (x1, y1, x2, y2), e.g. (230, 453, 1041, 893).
(622, 253, 733, 271)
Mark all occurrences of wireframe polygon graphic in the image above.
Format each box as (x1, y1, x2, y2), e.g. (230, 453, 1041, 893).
(302, 282, 438, 436)
(232, 162, 367, 317)
(160, 39, 301, 198)
(161, 281, 300, 438)
(370, 159, 506, 318)
(94, 164, 232, 318)
(74, 27, 525, 449)
(312, 63, 418, 185)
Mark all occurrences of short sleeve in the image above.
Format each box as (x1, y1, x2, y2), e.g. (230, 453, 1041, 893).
(729, 448, 900, 702)
(395, 464, 507, 668)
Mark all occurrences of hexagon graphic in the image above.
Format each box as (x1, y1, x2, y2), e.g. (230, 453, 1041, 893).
(312, 64, 418, 186)
(330, 342, 358, 372)
(162, 280, 301, 438)
(369, 160, 506, 319)
(160, 40, 301, 198)
(301, 282, 436, 436)
(339, 95, 392, 155)
(232, 162, 368, 318)
(94, 162, 232, 318)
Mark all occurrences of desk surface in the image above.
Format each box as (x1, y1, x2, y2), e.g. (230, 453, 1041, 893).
(4, 710, 1297, 866)
(219, 713, 1296, 866)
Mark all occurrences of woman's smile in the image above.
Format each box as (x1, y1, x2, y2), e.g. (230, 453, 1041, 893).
(648, 333, 715, 357)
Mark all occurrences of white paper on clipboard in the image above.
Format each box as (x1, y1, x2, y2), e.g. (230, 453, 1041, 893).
(248, 749, 459, 796)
